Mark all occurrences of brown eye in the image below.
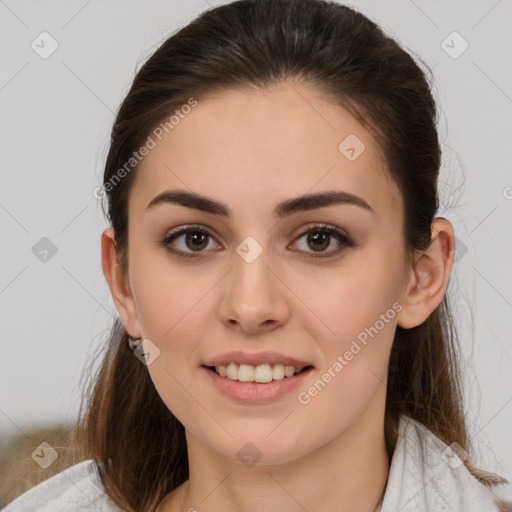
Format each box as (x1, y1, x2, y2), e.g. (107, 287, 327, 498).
(184, 231, 209, 251)
(160, 225, 221, 259)
(306, 231, 330, 252)
(291, 224, 356, 258)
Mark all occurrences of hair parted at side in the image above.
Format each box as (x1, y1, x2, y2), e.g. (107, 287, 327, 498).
(71, 1, 510, 511)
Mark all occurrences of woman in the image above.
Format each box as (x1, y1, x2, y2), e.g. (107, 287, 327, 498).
(5, 0, 511, 510)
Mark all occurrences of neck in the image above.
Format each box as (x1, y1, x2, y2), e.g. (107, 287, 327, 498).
(160, 392, 390, 512)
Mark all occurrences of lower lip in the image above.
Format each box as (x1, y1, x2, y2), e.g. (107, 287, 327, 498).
(201, 366, 314, 404)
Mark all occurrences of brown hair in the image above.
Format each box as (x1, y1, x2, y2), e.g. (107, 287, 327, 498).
(72, 1, 509, 510)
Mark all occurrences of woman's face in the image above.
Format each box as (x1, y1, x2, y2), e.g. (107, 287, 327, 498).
(118, 81, 413, 464)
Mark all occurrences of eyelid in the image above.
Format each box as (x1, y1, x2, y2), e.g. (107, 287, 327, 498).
(162, 223, 217, 241)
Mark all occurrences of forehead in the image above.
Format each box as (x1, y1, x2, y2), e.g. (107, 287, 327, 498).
(130, 82, 401, 218)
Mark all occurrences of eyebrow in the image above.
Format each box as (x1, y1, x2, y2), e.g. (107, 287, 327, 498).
(146, 189, 374, 217)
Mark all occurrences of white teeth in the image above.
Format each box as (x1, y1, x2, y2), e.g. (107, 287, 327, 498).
(255, 364, 273, 383)
(238, 364, 255, 382)
(272, 364, 285, 380)
(214, 362, 306, 382)
(284, 365, 295, 378)
(226, 363, 238, 380)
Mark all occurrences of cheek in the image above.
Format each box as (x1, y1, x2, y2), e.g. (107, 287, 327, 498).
(294, 257, 402, 348)
(128, 256, 219, 412)
(293, 270, 400, 435)
(290, 245, 404, 403)
(130, 249, 213, 338)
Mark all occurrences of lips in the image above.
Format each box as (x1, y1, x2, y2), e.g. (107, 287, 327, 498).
(202, 350, 314, 369)
(203, 364, 315, 403)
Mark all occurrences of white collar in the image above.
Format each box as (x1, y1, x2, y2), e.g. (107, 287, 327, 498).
(378, 415, 512, 511)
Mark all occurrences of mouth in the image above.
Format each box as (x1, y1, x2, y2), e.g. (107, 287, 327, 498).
(201, 362, 315, 403)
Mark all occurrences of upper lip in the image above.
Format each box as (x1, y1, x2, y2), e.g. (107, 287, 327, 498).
(203, 351, 314, 368)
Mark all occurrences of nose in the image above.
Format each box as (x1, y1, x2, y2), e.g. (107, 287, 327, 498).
(218, 244, 290, 334)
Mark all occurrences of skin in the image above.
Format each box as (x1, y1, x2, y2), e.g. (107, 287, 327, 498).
(102, 80, 455, 512)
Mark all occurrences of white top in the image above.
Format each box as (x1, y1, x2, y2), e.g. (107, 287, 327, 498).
(4, 415, 511, 512)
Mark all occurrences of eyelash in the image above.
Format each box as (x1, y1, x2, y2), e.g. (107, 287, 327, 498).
(159, 223, 356, 260)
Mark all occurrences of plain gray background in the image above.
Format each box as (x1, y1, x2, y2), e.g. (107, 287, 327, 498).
(1, 0, 511, 478)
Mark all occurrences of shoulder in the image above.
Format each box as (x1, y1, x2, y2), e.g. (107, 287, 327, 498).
(380, 415, 512, 512)
(3, 459, 123, 512)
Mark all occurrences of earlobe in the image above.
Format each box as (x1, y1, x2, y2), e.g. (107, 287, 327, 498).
(101, 227, 142, 338)
(397, 218, 455, 329)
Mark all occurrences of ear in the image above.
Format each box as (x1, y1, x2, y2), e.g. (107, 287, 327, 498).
(101, 227, 142, 338)
(396, 218, 455, 329)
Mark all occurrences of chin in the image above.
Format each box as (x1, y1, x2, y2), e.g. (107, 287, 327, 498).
(212, 433, 309, 467)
